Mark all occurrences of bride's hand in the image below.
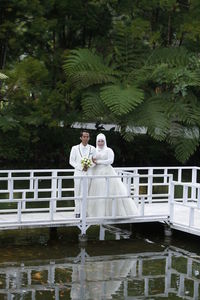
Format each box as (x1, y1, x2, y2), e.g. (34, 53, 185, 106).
(92, 158, 97, 164)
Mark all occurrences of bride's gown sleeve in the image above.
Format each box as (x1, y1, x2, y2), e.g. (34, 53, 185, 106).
(95, 148, 114, 165)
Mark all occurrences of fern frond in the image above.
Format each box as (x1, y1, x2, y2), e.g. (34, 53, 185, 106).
(168, 125, 199, 162)
(129, 95, 170, 140)
(81, 91, 108, 120)
(166, 94, 200, 125)
(0, 116, 18, 132)
(113, 22, 148, 72)
(100, 84, 144, 116)
(146, 47, 190, 67)
(63, 49, 117, 89)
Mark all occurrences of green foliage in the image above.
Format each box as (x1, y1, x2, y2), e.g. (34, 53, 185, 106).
(64, 31, 200, 163)
(100, 84, 144, 115)
(63, 49, 117, 88)
(1, 0, 200, 164)
(0, 72, 8, 80)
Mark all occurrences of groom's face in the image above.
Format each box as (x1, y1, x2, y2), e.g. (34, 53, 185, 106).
(80, 132, 90, 145)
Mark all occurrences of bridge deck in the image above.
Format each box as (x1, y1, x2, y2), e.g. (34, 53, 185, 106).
(0, 202, 199, 237)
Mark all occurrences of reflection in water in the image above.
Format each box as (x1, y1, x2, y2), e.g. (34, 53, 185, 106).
(0, 225, 199, 300)
(0, 244, 199, 299)
(71, 249, 136, 300)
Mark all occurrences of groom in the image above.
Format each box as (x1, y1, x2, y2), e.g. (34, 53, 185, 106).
(69, 130, 96, 218)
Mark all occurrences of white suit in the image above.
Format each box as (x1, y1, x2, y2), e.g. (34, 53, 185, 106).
(69, 143, 96, 214)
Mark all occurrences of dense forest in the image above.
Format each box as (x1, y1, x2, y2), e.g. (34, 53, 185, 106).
(1, 0, 200, 167)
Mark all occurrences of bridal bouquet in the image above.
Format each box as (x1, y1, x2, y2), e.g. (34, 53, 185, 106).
(81, 157, 92, 170)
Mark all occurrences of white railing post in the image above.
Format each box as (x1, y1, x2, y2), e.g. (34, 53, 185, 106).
(22, 191, 26, 210)
(106, 177, 109, 198)
(194, 281, 199, 299)
(127, 175, 131, 197)
(123, 280, 128, 298)
(189, 207, 194, 227)
(144, 278, 149, 297)
(169, 182, 174, 223)
(178, 168, 182, 182)
(81, 176, 88, 235)
(198, 188, 200, 209)
(112, 197, 116, 217)
(183, 185, 187, 205)
(187, 257, 192, 277)
(99, 225, 105, 240)
(57, 177, 62, 199)
(165, 253, 172, 294)
(50, 199, 54, 221)
(178, 274, 184, 296)
(52, 171, 57, 212)
(17, 201, 22, 223)
(34, 178, 38, 200)
(140, 197, 145, 216)
(192, 168, 197, 199)
(8, 172, 13, 201)
(164, 168, 168, 184)
(30, 171, 34, 190)
(134, 173, 139, 205)
(138, 259, 143, 277)
(148, 169, 153, 203)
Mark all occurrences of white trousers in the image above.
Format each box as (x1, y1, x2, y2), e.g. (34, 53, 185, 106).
(74, 169, 92, 214)
(74, 170, 85, 214)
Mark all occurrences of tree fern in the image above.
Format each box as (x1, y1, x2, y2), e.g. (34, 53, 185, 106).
(145, 47, 190, 67)
(100, 84, 144, 116)
(81, 91, 108, 120)
(63, 49, 117, 89)
(126, 95, 170, 141)
(113, 22, 148, 72)
(168, 126, 199, 163)
(63, 32, 200, 162)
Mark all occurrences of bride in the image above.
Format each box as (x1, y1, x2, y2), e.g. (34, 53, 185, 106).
(87, 133, 138, 217)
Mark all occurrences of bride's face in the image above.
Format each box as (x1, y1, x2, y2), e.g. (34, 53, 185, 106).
(97, 139, 104, 148)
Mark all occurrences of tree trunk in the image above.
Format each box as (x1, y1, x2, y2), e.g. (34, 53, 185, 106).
(167, 13, 172, 46)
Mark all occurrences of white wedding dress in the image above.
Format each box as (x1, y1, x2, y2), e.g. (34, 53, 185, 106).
(87, 146, 138, 218)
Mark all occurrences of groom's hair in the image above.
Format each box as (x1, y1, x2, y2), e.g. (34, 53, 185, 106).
(80, 130, 90, 137)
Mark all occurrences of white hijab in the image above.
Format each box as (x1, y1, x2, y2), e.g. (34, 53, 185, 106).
(96, 133, 107, 151)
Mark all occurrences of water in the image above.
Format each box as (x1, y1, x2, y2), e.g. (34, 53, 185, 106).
(0, 224, 199, 299)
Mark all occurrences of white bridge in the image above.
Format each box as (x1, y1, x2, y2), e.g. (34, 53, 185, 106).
(0, 166, 200, 237)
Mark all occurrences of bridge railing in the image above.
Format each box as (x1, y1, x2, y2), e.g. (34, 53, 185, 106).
(0, 170, 172, 228)
(169, 181, 200, 229)
(0, 166, 199, 231)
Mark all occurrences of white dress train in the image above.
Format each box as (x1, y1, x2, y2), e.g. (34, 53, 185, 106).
(87, 149, 138, 217)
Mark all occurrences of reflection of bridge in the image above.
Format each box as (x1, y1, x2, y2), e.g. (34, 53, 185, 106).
(0, 166, 200, 236)
(0, 246, 199, 299)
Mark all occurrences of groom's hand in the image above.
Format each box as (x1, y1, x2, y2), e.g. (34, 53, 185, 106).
(83, 165, 88, 172)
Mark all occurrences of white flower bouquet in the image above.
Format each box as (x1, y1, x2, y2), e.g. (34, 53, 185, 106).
(81, 157, 92, 170)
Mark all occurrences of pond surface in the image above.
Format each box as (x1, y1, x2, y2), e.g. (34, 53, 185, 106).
(0, 224, 199, 300)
